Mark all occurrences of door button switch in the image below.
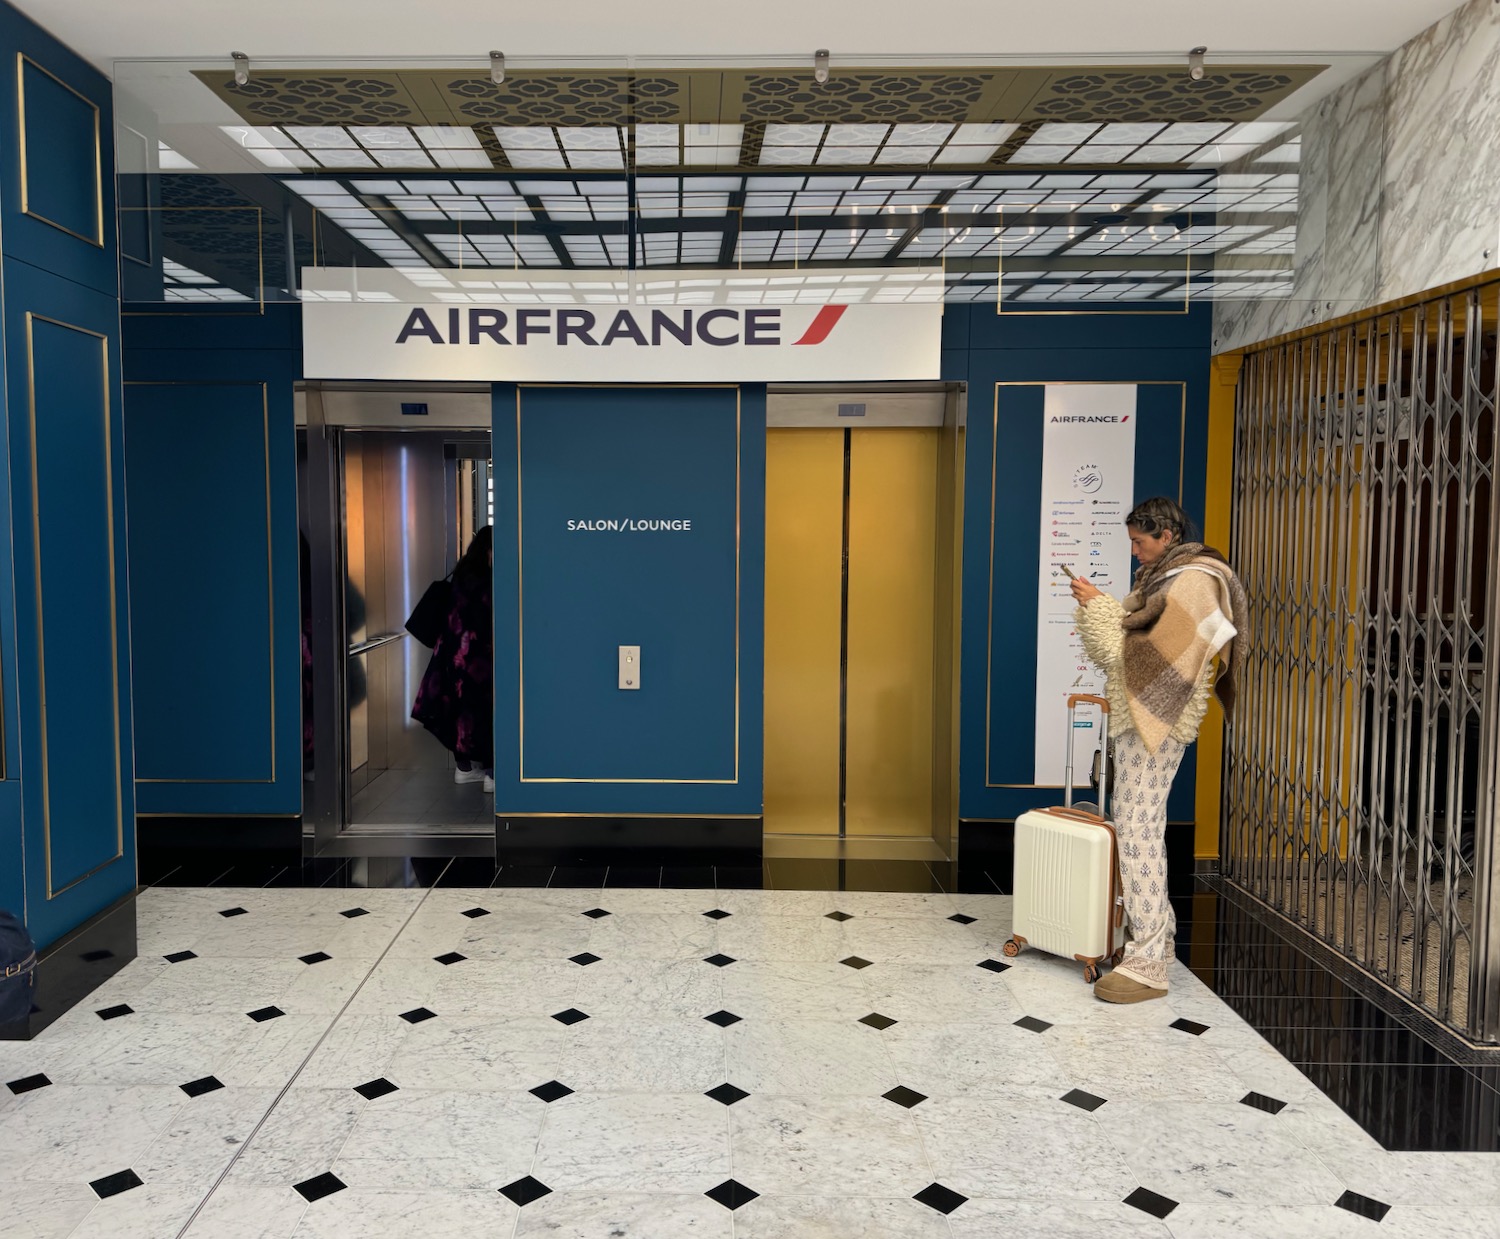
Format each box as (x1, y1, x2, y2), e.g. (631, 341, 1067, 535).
(618, 645, 640, 690)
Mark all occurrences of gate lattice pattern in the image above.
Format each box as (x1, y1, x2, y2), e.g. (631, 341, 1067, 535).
(1224, 282, 1500, 1043)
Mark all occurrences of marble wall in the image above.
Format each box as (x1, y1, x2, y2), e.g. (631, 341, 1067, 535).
(1213, 0, 1500, 353)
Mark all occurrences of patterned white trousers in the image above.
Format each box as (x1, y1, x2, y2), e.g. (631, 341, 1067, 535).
(1109, 730, 1187, 989)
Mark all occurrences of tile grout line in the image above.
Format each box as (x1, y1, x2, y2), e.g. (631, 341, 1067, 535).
(170, 861, 455, 1239)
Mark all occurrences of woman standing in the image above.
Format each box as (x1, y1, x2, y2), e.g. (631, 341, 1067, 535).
(1070, 497, 1247, 1004)
(412, 526, 494, 792)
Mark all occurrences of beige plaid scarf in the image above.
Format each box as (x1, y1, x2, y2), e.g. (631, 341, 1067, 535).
(1120, 541, 1247, 753)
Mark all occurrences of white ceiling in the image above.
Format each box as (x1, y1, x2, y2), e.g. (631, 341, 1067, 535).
(8, 0, 1467, 71)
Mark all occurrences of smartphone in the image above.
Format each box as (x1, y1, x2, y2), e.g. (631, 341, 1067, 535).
(1058, 564, 1078, 580)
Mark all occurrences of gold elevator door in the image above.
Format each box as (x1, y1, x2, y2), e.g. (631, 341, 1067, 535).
(764, 427, 938, 838)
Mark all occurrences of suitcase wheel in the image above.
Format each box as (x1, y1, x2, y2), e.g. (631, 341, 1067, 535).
(1082, 963, 1100, 984)
(1110, 947, 1125, 966)
(1001, 938, 1022, 958)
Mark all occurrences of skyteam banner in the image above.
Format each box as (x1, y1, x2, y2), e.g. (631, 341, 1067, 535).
(300, 267, 943, 383)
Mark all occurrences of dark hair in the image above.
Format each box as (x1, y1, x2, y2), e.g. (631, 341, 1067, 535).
(1125, 497, 1196, 543)
(453, 525, 493, 584)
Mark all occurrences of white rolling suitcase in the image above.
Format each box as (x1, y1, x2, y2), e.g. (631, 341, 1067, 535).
(1003, 694, 1127, 982)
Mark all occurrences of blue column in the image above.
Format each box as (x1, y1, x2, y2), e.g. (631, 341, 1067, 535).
(0, 0, 135, 998)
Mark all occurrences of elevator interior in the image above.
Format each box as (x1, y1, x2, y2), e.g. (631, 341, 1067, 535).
(298, 386, 492, 848)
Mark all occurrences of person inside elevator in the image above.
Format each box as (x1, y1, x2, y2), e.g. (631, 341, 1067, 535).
(412, 525, 494, 792)
(1069, 496, 1248, 1004)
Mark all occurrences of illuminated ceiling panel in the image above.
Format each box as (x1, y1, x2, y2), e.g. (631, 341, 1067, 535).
(220, 124, 488, 170)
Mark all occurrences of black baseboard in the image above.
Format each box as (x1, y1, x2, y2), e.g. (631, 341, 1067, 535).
(496, 815, 762, 866)
(958, 818, 1197, 894)
(0, 890, 137, 1041)
(137, 815, 303, 852)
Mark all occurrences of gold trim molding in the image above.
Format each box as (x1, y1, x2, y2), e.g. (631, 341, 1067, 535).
(16, 54, 105, 249)
(25, 313, 125, 897)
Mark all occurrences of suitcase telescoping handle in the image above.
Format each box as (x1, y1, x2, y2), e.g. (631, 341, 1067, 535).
(1063, 694, 1110, 818)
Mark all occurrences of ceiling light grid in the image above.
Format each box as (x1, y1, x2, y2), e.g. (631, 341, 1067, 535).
(1009, 120, 1296, 168)
(162, 257, 252, 301)
(496, 126, 627, 170)
(288, 179, 428, 267)
(635, 231, 726, 266)
(221, 124, 491, 171)
(758, 122, 1019, 170)
(636, 124, 745, 169)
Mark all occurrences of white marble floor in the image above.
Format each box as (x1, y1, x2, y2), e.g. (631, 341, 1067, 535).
(2, 885, 1498, 1239)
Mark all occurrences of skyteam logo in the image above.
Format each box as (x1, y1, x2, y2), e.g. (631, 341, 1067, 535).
(393, 304, 850, 348)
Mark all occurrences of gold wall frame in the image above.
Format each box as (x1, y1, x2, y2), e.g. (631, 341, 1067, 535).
(16, 54, 105, 249)
(25, 313, 125, 898)
(984, 378, 1187, 789)
(515, 383, 741, 784)
(125, 380, 278, 784)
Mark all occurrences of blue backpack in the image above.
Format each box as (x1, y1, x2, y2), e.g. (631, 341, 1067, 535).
(0, 910, 37, 1024)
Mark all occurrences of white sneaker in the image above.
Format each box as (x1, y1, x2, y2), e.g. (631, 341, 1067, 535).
(454, 765, 486, 785)
(482, 774, 494, 793)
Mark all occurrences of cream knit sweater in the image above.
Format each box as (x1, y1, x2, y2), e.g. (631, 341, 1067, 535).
(1074, 593, 1214, 745)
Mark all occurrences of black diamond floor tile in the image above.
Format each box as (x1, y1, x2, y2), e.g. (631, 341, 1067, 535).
(299, 952, 331, 965)
(860, 1013, 898, 1030)
(163, 950, 197, 963)
(218, 907, 248, 918)
(704, 1010, 742, 1027)
(180, 1076, 224, 1098)
(704, 953, 737, 967)
(7, 1073, 51, 1095)
(705, 1083, 750, 1106)
(552, 1008, 590, 1026)
(400, 1007, 437, 1024)
(977, 959, 1012, 973)
(1124, 1187, 1178, 1219)
(96, 1004, 134, 1021)
(340, 908, 368, 919)
(948, 913, 978, 925)
(840, 956, 872, 970)
(826, 911, 853, 922)
(1335, 1190, 1392, 1222)
(530, 1080, 575, 1103)
(1240, 1091, 1287, 1116)
(89, 1169, 143, 1199)
(1061, 1088, 1107, 1112)
(461, 907, 491, 919)
(434, 952, 467, 966)
(883, 1085, 928, 1109)
(500, 1175, 553, 1207)
(705, 1179, 760, 1210)
(355, 1077, 399, 1101)
(1015, 1015, 1052, 1033)
(294, 1172, 347, 1203)
(1171, 1018, 1210, 1036)
(582, 908, 611, 919)
(702, 909, 731, 920)
(913, 1183, 968, 1215)
(569, 952, 602, 966)
(247, 1006, 285, 1023)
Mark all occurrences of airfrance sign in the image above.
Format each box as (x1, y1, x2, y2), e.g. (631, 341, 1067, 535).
(300, 268, 942, 383)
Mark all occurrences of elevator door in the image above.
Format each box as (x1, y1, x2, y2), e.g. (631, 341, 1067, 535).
(764, 426, 938, 837)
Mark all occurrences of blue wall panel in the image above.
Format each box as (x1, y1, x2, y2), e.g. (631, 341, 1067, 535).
(494, 384, 765, 816)
(946, 304, 1213, 824)
(3, 261, 134, 945)
(0, 2, 115, 298)
(121, 342, 301, 817)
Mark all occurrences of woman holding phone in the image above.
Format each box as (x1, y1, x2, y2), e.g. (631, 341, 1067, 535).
(1069, 497, 1248, 1003)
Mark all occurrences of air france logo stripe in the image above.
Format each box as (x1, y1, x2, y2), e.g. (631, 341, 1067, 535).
(791, 304, 849, 345)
